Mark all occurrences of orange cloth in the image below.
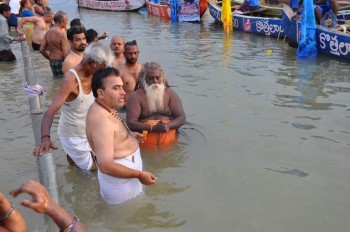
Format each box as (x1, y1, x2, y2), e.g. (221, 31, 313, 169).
(141, 120, 177, 146)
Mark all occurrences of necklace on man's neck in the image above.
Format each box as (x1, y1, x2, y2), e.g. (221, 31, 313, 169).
(95, 100, 123, 121)
(71, 50, 81, 57)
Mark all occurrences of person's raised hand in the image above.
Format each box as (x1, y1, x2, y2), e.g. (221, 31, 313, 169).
(10, 180, 52, 214)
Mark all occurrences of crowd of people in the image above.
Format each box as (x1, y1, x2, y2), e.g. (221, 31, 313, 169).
(1, 1, 187, 231)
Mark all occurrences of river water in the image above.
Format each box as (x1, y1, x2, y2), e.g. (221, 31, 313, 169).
(0, 0, 350, 231)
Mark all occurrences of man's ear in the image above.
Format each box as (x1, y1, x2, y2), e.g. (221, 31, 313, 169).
(97, 88, 104, 98)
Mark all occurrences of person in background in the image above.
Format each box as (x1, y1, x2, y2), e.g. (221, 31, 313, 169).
(8, 0, 20, 28)
(117, 40, 142, 105)
(126, 62, 186, 146)
(85, 28, 108, 44)
(0, 180, 89, 232)
(39, 11, 69, 77)
(16, 9, 54, 51)
(0, 4, 24, 62)
(314, 0, 338, 24)
(70, 17, 83, 28)
(19, 0, 34, 17)
(110, 35, 126, 68)
(86, 67, 157, 205)
(33, 0, 48, 16)
(86, 28, 98, 44)
(33, 43, 113, 171)
(235, 0, 261, 13)
(62, 26, 87, 74)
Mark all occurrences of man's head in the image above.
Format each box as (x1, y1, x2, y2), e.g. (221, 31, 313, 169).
(0, 4, 11, 18)
(86, 29, 98, 44)
(137, 62, 169, 113)
(70, 18, 83, 28)
(110, 36, 125, 56)
(34, 0, 44, 6)
(82, 42, 114, 75)
(43, 10, 54, 24)
(67, 26, 87, 52)
(92, 67, 125, 108)
(124, 40, 139, 65)
(53, 11, 68, 29)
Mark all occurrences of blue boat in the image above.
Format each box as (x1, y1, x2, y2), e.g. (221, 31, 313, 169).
(208, 0, 287, 38)
(281, 5, 350, 60)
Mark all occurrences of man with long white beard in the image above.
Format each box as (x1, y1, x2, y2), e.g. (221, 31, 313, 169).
(126, 62, 186, 147)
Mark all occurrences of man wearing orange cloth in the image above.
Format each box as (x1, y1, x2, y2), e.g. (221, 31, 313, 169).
(126, 62, 186, 146)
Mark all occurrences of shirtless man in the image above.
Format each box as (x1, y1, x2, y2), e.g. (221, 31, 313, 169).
(33, 43, 113, 171)
(39, 11, 69, 77)
(16, 10, 54, 51)
(117, 40, 142, 105)
(62, 26, 86, 74)
(110, 35, 125, 68)
(126, 62, 186, 146)
(86, 67, 157, 204)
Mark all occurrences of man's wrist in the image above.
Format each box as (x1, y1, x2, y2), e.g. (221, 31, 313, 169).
(137, 171, 142, 179)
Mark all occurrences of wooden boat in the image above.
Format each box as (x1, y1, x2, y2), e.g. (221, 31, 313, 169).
(316, 24, 350, 60)
(76, 0, 146, 11)
(281, 5, 350, 60)
(145, 0, 208, 21)
(208, 0, 288, 37)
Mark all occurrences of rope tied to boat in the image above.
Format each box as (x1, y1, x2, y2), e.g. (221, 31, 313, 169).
(23, 83, 44, 99)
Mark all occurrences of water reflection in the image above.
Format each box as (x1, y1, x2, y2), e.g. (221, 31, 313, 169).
(274, 58, 350, 111)
(221, 32, 233, 67)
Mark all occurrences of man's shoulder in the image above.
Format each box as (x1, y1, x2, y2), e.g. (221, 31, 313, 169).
(47, 27, 65, 36)
(166, 87, 180, 97)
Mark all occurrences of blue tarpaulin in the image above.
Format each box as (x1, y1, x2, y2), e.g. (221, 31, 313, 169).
(297, 0, 318, 58)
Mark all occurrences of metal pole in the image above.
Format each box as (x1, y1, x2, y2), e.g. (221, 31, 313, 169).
(20, 40, 59, 203)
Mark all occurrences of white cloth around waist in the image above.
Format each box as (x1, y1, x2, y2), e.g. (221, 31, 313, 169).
(98, 148, 143, 205)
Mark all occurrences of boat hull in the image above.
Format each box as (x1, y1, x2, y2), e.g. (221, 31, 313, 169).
(281, 5, 350, 60)
(76, 0, 145, 11)
(317, 25, 350, 60)
(207, 0, 286, 37)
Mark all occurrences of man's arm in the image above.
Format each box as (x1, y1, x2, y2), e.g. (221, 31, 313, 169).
(60, 32, 70, 59)
(17, 16, 40, 34)
(33, 5, 45, 16)
(62, 55, 72, 74)
(236, 0, 248, 10)
(97, 32, 108, 40)
(91, 118, 156, 185)
(166, 88, 186, 130)
(33, 74, 77, 155)
(125, 91, 149, 132)
(39, 33, 50, 60)
(331, 0, 338, 14)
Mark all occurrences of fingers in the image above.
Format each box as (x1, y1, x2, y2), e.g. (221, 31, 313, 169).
(33, 143, 58, 156)
(9, 188, 22, 198)
(20, 199, 33, 208)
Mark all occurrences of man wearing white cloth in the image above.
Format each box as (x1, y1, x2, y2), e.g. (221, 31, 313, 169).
(86, 67, 157, 204)
(33, 43, 113, 171)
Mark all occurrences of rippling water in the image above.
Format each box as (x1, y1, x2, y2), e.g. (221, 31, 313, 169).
(0, 0, 350, 231)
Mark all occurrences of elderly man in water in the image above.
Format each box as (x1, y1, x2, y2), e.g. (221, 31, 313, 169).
(126, 61, 186, 146)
